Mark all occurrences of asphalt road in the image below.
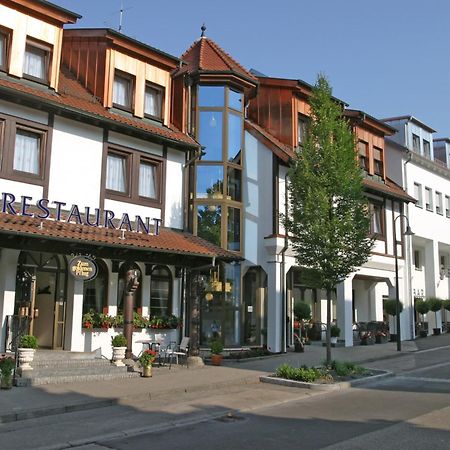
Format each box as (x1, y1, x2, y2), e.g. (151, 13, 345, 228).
(1, 347, 450, 450)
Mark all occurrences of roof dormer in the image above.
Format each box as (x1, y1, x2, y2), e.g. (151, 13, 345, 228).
(62, 28, 180, 126)
(0, 0, 80, 90)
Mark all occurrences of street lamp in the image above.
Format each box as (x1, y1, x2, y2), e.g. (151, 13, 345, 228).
(393, 214, 414, 351)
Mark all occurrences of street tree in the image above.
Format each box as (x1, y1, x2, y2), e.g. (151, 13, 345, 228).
(284, 75, 374, 364)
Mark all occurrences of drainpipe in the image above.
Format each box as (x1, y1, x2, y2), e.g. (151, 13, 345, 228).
(279, 173, 289, 353)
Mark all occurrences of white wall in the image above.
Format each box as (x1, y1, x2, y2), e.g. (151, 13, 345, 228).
(164, 148, 184, 229)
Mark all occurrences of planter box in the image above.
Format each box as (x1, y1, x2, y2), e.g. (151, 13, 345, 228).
(419, 330, 428, 338)
(433, 328, 441, 336)
(375, 335, 388, 344)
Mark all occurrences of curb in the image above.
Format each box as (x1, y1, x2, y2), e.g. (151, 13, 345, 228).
(259, 370, 394, 391)
(0, 373, 261, 425)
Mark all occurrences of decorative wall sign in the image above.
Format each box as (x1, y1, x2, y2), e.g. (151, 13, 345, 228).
(69, 256, 98, 281)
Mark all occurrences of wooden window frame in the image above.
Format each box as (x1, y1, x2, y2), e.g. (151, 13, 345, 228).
(144, 82, 165, 122)
(373, 146, 384, 177)
(0, 27, 11, 73)
(369, 201, 385, 240)
(22, 38, 52, 85)
(112, 70, 135, 112)
(358, 140, 369, 172)
(103, 143, 164, 208)
(0, 113, 50, 187)
(298, 114, 309, 147)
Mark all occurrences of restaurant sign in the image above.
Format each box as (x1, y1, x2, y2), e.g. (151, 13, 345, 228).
(69, 256, 98, 281)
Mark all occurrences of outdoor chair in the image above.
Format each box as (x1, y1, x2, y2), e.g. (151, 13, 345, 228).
(162, 337, 190, 369)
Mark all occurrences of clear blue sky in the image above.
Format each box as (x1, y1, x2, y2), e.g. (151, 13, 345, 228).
(54, 0, 450, 137)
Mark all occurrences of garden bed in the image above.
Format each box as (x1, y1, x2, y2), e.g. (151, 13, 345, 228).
(260, 361, 392, 391)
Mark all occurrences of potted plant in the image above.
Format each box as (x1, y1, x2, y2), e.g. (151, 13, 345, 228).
(293, 333, 304, 352)
(443, 300, 450, 333)
(294, 302, 311, 343)
(384, 299, 403, 342)
(330, 325, 340, 345)
(139, 349, 157, 377)
(210, 340, 224, 366)
(111, 334, 127, 367)
(415, 299, 430, 337)
(18, 335, 38, 371)
(427, 297, 443, 335)
(0, 355, 15, 389)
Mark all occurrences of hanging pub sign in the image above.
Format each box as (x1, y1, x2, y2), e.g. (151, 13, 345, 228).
(69, 256, 98, 281)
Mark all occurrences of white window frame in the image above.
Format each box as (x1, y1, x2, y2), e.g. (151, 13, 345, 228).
(425, 187, 433, 211)
(414, 182, 423, 208)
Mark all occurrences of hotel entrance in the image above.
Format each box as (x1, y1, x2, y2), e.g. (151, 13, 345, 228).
(15, 251, 67, 349)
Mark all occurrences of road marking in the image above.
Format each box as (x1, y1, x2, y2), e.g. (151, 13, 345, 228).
(402, 360, 450, 375)
(396, 375, 450, 384)
(415, 344, 450, 354)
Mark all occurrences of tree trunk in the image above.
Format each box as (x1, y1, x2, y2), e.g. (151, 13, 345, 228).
(326, 287, 332, 365)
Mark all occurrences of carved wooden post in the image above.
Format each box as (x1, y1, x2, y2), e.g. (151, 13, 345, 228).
(123, 267, 140, 359)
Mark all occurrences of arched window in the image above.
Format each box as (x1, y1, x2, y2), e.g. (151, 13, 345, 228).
(150, 265, 172, 317)
(83, 259, 108, 314)
(118, 262, 142, 311)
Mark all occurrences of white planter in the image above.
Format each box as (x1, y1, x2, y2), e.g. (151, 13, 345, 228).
(18, 348, 35, 371)
(112, 346, 127, 366)
(330, 337, 338, 345)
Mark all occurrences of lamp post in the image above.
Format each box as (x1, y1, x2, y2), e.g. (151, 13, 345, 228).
(393, 214, 414, 351)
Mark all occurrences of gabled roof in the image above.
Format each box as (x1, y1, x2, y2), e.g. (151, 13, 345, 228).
(178, 36, 257, 84)
(345, 109, 397, 136)
(0, 68, 198, 149)
(4, 0, 81, 24)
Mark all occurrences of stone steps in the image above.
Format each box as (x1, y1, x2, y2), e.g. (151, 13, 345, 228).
(17, 350, 139, 386)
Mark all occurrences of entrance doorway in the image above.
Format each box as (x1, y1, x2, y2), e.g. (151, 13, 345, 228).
(15, 251, 67, 349)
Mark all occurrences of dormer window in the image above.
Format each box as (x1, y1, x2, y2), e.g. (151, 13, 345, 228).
(412, 134, 420, 153)
(113, 71, 134, 111)
(23, 40, 51, 83)
(373, 146, 383, 176)
(144, 83, 164, 120)
(423, 139, 431, 159)
(358, 141, 368, 171)
(298, 115, 308, 147)
(0, 31, 9, 72)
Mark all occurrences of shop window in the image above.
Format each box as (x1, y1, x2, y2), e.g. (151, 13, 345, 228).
(150, 266, 172, 316)
(113, 71, 134, 111)
(358, 141, 368, 171)
(23, 39, 51, 83)
(83, 260, 108, 314)
(104, 145, 162, 206)
(144, 83, 164, 120)
(414, 182, 422, 208)
(373, 146, 383, 177)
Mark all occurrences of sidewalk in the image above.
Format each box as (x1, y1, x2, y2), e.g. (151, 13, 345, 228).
(1, 334, 449, 424)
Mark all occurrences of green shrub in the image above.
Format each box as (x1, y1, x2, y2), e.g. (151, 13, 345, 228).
(415, 299, 430, 315)
(111, 334, 127, 347)
(443, 299, 450, 312)
(427, 297, 442, 312)
(330, 325, 340, 337)
(275, 363, 322, 382)
(294, 302, 311, 321)
(210, 340, 223, 355)
(330, 360, 367, 377)
(19, 335, 38, 349)
(384, 299, 403, 316)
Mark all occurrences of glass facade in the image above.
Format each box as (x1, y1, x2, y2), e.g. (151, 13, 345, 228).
(193, 84, 245, 347)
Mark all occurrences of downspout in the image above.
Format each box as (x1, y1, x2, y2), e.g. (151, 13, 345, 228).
(279, 172, 289, 353)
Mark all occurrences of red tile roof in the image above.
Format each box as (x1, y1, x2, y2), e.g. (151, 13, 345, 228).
(179, 37, 257, 82)
(0, 68, 198, 148)
(0, 212, 237, 260)
(363, 177, 416, 203)
(245, 120, 295, 163)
